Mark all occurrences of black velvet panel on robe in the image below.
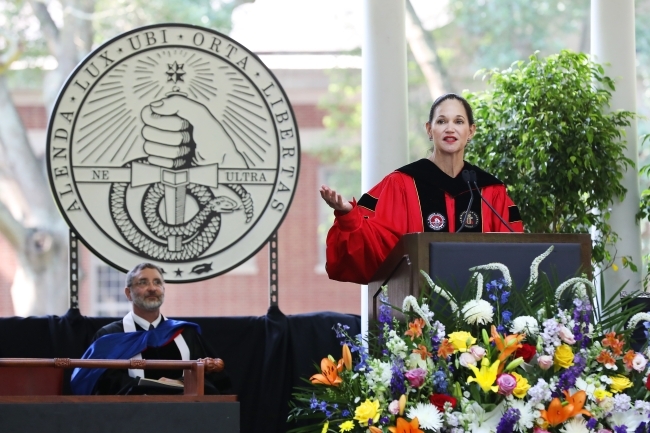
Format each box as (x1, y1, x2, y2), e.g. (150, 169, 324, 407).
(0, 306, 361, 433)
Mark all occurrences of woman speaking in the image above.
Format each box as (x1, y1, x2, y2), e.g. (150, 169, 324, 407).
(320, 93, 524, 284)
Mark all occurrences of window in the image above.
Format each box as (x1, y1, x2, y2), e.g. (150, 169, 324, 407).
(91, 258, 129, 317)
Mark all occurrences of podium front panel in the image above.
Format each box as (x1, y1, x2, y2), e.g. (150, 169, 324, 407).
(429, 242, 584, 295)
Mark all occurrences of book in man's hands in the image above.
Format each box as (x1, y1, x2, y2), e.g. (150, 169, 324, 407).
(135, 377, 184, 395)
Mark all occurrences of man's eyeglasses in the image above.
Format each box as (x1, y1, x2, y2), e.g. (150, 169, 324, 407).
(132, 279, 164, 289)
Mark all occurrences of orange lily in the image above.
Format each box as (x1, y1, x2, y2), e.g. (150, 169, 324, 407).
(540, 397, 574, 427)
(490, 325, 525, 362)
(623, 350, 636, 370)
(563, 390, 593, 418)
(413, 344, 432, 360)
(310, 357, 343, 386)
(596, 350, 615, 366)
(602, 332, 624, 356)
(388, 417, 424, 433)
(369, 427, 383, 433)
(342, 343, 352, 371)
(405, 318, 426, 341)
(438, 339, 455, 358)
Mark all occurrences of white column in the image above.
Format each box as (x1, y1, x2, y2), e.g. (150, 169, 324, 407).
(361, 0, 410, 336)
(591, 0, 642, 298)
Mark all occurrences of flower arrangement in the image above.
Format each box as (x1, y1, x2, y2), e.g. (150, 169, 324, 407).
(288, 246, 650, 433)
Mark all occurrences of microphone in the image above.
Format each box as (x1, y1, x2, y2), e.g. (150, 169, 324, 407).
(456, 170, 474, 232)
(470, 170, 514, 233)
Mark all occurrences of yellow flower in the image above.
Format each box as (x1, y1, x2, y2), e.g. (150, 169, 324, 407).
(593, 388, 612, 400)
(553, 344, 574, 370)
(511, 372, 530, 399)
(339, 420, 354, 432)
(322, 421, 329, 433)
(609, 375, 633, 393)
(354, 399, 381, 427)
(612, 263, 619, 271)
(466, 358, 500, 393)
(448, 331, 477, 353)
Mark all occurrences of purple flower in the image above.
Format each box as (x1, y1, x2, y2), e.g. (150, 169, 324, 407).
(555, 353, 586, 394)
(502, 310, 512, 323)
(404, 368, 427, 388)
(310, 394, 318, 409)
(496, 408, 520, 433)
(378, 291, 392, 325)
(341, 410, 350, 417)
(587, 418, 598, 430)
(614, 426, 628, 433)
(390, 358, 407, 396)
(501, 291, 510, 304)
(497, 373, 517, 396)
(635, 422, 646, 433)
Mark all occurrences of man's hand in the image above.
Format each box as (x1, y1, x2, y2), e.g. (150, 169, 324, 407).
(319, 185, 353, 214)
(157, 377, 184, 386)
(141, 95, 247, 169)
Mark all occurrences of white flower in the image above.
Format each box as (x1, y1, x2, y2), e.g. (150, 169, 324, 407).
(510, 316, 539, 336)
(419, 304, 435, 322)
(402, 296, 432, 328)
(365, 359, 392, 398)
(459, 352, 477, 368)
(461, 299, 494, 325)
(627, 312, 650, 331)
(421, 270, 458, 313)
(406, 402, 443, 431)
(632, 353, 648, 372)
(560, 417, 589, 433)
(609, 409, 647, 432)
(406, 352, 433, 371)
(507, 398, 535, 431)
(469, 263, 512, 287)
(386, 330, 409, 359)
(529, 246, 554, 286)
(472, 272, 484, 300)
(465, 401, 505, 433)
(554, 278, 594, 302)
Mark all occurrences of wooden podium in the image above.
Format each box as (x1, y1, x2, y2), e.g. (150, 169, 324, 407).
(367, 233, 592, 321)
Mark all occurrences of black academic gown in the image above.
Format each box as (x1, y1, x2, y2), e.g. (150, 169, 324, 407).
(92, 318, 231, 395)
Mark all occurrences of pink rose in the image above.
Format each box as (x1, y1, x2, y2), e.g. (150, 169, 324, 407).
(597, 430, 613, 433)
(538, 355, 553, 370)
(558, 326, 576, 345)
(459, 352, 477, 368)
(496, 373, 517, 396)
(388, 400, 400, 415)
(469, 345, 487, 361)
(404, 368, 427, 388)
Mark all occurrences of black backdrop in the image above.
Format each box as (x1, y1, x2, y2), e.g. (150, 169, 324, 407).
(0, 306, 361, 433)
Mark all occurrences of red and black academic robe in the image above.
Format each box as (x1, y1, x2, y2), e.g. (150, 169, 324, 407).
(325, 159, 524, 284)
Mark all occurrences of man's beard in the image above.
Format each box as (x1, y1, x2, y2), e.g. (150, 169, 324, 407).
(132, 292, 164, 311)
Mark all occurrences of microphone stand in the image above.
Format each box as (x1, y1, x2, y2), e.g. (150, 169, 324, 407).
(456, 170, 474, 232)
(470, 170, 514, 233)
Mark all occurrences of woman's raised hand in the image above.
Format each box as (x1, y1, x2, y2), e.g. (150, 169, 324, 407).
(319, 185, 353, 214)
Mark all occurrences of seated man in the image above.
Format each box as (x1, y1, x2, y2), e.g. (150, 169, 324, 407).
(71, 263, 231, 395)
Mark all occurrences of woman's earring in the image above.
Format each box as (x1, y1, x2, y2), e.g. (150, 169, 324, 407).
(428, 136, 433, 141)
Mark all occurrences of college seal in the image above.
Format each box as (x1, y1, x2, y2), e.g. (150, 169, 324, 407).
(46, 24, 300, 282)
(427, 213, 446, 231)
